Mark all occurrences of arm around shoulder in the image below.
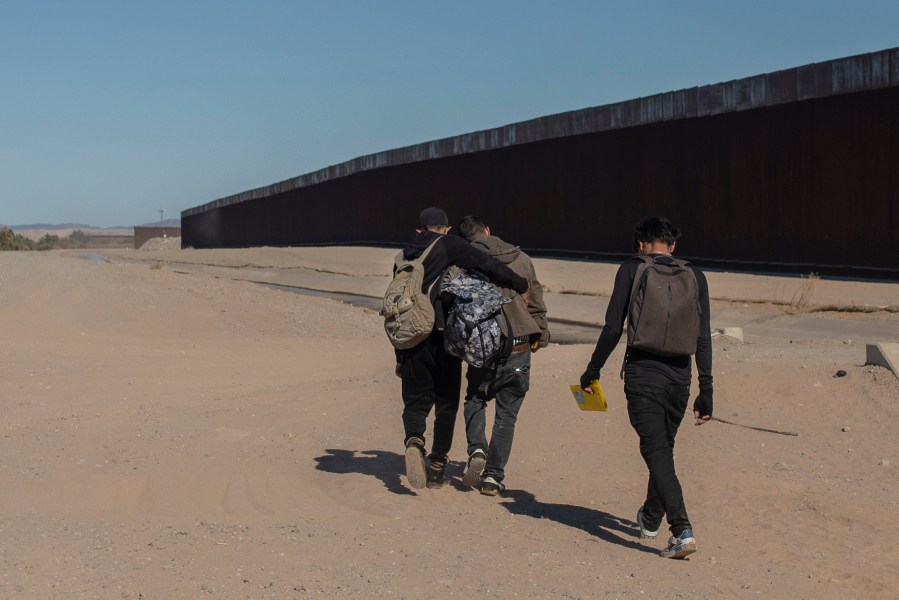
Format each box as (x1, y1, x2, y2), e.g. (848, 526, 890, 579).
(449, 236, 528, 293)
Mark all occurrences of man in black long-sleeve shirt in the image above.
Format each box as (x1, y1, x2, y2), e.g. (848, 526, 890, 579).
(396, 207, 529, 490)
(579, 216, 713, 559)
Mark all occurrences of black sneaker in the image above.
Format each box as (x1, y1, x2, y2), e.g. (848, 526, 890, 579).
(479, 476, 506, 496)
(461, 449, 487, 488)
(404, 437, 426, 490)
(426, 460, 447, 489)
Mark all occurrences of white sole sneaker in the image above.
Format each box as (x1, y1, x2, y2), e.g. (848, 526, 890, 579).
(660, 532, 697, 559)
(479, 476, 506, 496)
(637, 508, 660, 539)
(404, 444, 426, 490)
(461, 450, 487, 488)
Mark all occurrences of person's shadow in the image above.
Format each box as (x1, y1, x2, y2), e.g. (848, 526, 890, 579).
(498, 489, 659, 555)
(315, 451, 658, 554)
(313, 448, 416, 496)
(315, 449, 470, 496)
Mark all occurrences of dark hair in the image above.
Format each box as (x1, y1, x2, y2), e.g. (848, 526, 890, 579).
(633, 216, 681, 250)
(457, 215, 487, 242)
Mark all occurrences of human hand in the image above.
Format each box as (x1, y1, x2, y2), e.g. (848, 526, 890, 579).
(520, 285, 531, 306)
(693, 388, 713, 425)
(395, 362, 403, 378)
(579, 366, 600, 393)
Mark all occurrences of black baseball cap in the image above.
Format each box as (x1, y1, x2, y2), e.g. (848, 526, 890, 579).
(419, 206, 449, 227)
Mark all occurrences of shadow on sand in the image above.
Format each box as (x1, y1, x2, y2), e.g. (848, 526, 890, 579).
(498, 489, 659, 555)
(314, 448, 419, 496)
(315, 450, 658, 554)
(316, 449, 473, 496)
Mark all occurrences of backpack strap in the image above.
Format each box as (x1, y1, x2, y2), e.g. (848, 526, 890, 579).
(626, 255, 655, 311)
(418, 236, 441, 263)
(620, 255, 653, 379)
(395, 237, 444, 300)
(420, 237, 443, 291)
(491, 312, 515, 369)
(673, 258, 702, 319)
(394, 235, 441, 270)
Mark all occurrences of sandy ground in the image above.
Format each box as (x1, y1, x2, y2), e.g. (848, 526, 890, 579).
(1, 247, 898, 599)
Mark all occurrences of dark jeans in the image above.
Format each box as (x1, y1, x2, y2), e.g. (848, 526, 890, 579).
(401, 332, 462, 463)
(463, 350, 530, 482)
(625, 379, 692, 536)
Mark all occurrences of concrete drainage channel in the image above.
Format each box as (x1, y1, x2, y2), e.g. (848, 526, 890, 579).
(261, 283, 600, 345)
(75, 254, 111, 263)
(261, 283, 382, 312)
(79, 254, 899, 378)
(109, 254, 598, 344)
(250, 283, 899, 377)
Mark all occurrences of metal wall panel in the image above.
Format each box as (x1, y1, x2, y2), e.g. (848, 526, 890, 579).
(183, 48, 899, 279)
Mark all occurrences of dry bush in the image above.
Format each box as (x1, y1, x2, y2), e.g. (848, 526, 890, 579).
(786, 273, 819, 313)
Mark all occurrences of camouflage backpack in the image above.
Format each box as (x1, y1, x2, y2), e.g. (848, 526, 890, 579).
(441, 270, 511, 368)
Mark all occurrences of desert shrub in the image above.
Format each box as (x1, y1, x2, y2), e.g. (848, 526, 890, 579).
(0, 228, 18, 250)
(35, 234, 60, 251)
(786, 273, 819, 313)
(0, 228, 34, 251)
(0, 228, 132, 251)
(68, 229, 89, 247)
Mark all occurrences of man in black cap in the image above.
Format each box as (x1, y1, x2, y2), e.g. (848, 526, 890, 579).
(395, 207, 530, 490)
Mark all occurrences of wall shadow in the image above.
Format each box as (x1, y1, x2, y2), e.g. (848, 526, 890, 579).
(499, 489, 659, 555)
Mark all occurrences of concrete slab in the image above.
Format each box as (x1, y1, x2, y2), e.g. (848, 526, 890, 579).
(866, 343, 899, 379)
(98, 247, 899, 345)
(714, 327, 745, 342)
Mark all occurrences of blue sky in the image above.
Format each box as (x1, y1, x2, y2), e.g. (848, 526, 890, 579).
(1, 1, 896, 227)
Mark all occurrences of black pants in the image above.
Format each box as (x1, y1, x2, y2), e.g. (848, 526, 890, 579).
(400, 332, 462, 463)
(625, 379, 692, 536)
(463, 349, 530, 483)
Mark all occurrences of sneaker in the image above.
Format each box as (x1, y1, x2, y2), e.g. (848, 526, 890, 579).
(479, 476, 506, 496)
(426, 460, 447, 489)
(636, 507, 660, 539)
(404, 437, 426, 490)
(461, 449, 487, 488)
(660, 529, 697, 559)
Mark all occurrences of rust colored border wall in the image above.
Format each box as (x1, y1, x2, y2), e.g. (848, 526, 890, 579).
(183, 48, 899, 279)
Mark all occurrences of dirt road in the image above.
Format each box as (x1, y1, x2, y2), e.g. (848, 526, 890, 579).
(1, 248, 897, 599)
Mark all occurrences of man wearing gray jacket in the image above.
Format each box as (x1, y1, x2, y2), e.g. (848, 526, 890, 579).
(456, 215, 550, 495)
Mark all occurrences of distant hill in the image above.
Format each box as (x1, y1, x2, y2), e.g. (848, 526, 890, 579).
(5, 219, 180, 230)
(11, 222, 104, 230)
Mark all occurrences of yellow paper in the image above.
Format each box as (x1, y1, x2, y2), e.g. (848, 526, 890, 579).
(569, 380, 608, 411)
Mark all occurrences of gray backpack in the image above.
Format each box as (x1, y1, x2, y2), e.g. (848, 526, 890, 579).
(381, 239, 440, 349)
(441, 271, 511, 368)
(626, 255, 700, 357)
